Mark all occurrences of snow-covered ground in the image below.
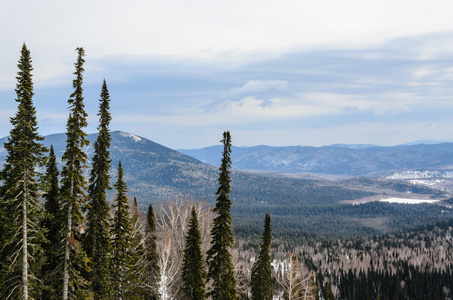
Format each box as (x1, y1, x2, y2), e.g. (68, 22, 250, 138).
(380, 198, 440, 204)
(386, 170, 453, 180)
(119, 131, 142, 142)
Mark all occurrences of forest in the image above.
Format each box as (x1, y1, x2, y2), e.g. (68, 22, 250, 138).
(1, 44, 453, 300)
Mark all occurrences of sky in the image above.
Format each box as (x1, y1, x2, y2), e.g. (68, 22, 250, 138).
(1, 0, 453, 149)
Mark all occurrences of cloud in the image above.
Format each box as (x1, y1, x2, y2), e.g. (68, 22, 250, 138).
(225, 80, 289, 98)
(343, 106, 359, 112)
(374, 104, 411, 116)
(3, 0, 453, 90)
(3, 29, 453, 148)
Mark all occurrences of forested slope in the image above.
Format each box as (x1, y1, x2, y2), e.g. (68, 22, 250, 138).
(1, 131, 451, 238)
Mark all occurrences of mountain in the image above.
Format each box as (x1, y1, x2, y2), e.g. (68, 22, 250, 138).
(0, 131, 374, 205)
(1, 131, 452, 239)
(178, 143, 453, 176)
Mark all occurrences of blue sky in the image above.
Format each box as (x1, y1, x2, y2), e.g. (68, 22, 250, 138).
(1, 0, 453, 149)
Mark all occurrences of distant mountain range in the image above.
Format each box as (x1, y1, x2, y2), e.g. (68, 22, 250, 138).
(1, 131, 452, 238)
(0, 131, 375, 205)
(179, 143, 453, 176)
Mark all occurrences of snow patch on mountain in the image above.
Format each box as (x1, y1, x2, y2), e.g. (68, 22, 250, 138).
(119, 131, 142, 142)
(386, 170, 453, 180)
(381, 198, 440, 204)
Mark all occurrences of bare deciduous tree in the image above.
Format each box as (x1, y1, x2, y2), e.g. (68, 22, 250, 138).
(154, 198, 214, 300)
(275, 255, 317, 300)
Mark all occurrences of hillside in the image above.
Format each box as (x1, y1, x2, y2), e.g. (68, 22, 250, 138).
(34, 131, 375, 206)
(179, 143, 453, 176)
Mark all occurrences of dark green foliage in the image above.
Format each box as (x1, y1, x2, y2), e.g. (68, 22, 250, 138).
(336, 265, 453, 300)
(301, 219, 453, 300)
(111, 161, 138, 299)
(84, 79, 113, 300)
(182, 207, 207, 300)
(250, 213, 272, 300)
(41, 145, 62, 299)
(142, 203, 160, 300)
(60, 47, 91, 299)
(233, 200, 453, 241)
(60, 47, 89, 224)
(0, 43, 47, 299)
(207, 131, 237, 300)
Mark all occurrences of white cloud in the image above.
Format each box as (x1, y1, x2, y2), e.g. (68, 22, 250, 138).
(112, 88, 442, 131)
(226, 80, 289, 97)
(4, 4, 453, 149)
(374, 104, 411, 116)
(3, 0, 453, 86)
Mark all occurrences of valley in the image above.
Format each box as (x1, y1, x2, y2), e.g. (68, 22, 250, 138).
(1, 131, 452, 240)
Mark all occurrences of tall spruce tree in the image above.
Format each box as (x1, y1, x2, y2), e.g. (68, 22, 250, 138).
(250, 213, 272, 300)
(141, 203, 160, 300)
(182, 207, 207, 300)
(84, 79, 113, 300)
(60, 47, 91, 300)
(0, 43, 47, 300)
(41, 145, 62, 299)
(206, 131, 237, 300)
(111, 161, 138, 300)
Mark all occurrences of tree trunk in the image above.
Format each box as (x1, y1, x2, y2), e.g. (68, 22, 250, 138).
(22, 172, 29, 300)
(62, 169, 74, 300)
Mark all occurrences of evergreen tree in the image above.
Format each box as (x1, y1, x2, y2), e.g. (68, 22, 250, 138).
(250, 213, 272, 300)
(206, 131, 237, 300)
(0, 43, 47, 299)
(84, 79, 113, 300)
(111, 161, 138, 300)
(141, 203, 160, 300)
(182, 207, 207, 300)
(60, 47, 91, 300)
(41, 145, 62, 299)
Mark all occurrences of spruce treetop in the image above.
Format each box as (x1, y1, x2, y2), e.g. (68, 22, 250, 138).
(60, 46, 91, 300)
(0, 42, 47, 300)
(207, 131, 237, 300)
(113, 160, 128, 196)
(111, 160, 138, 299)
(142, 203, 160, 299)
(43, 145, 60, 226)
(146, 203, 157, 234)
(182, 207, 207, 300)
(60, 46, 90, 218)
(84, 79, 113, 299)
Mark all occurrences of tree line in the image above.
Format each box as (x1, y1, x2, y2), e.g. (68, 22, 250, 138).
(0, 45, 276, 300)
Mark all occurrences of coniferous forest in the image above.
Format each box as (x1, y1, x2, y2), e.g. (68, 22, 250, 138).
(2, 44, 453, 299)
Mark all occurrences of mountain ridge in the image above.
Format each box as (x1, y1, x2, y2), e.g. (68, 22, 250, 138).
(178, 143, 453, 176)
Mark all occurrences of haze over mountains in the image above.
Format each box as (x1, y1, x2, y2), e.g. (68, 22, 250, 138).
(179, 143, 453, 176)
